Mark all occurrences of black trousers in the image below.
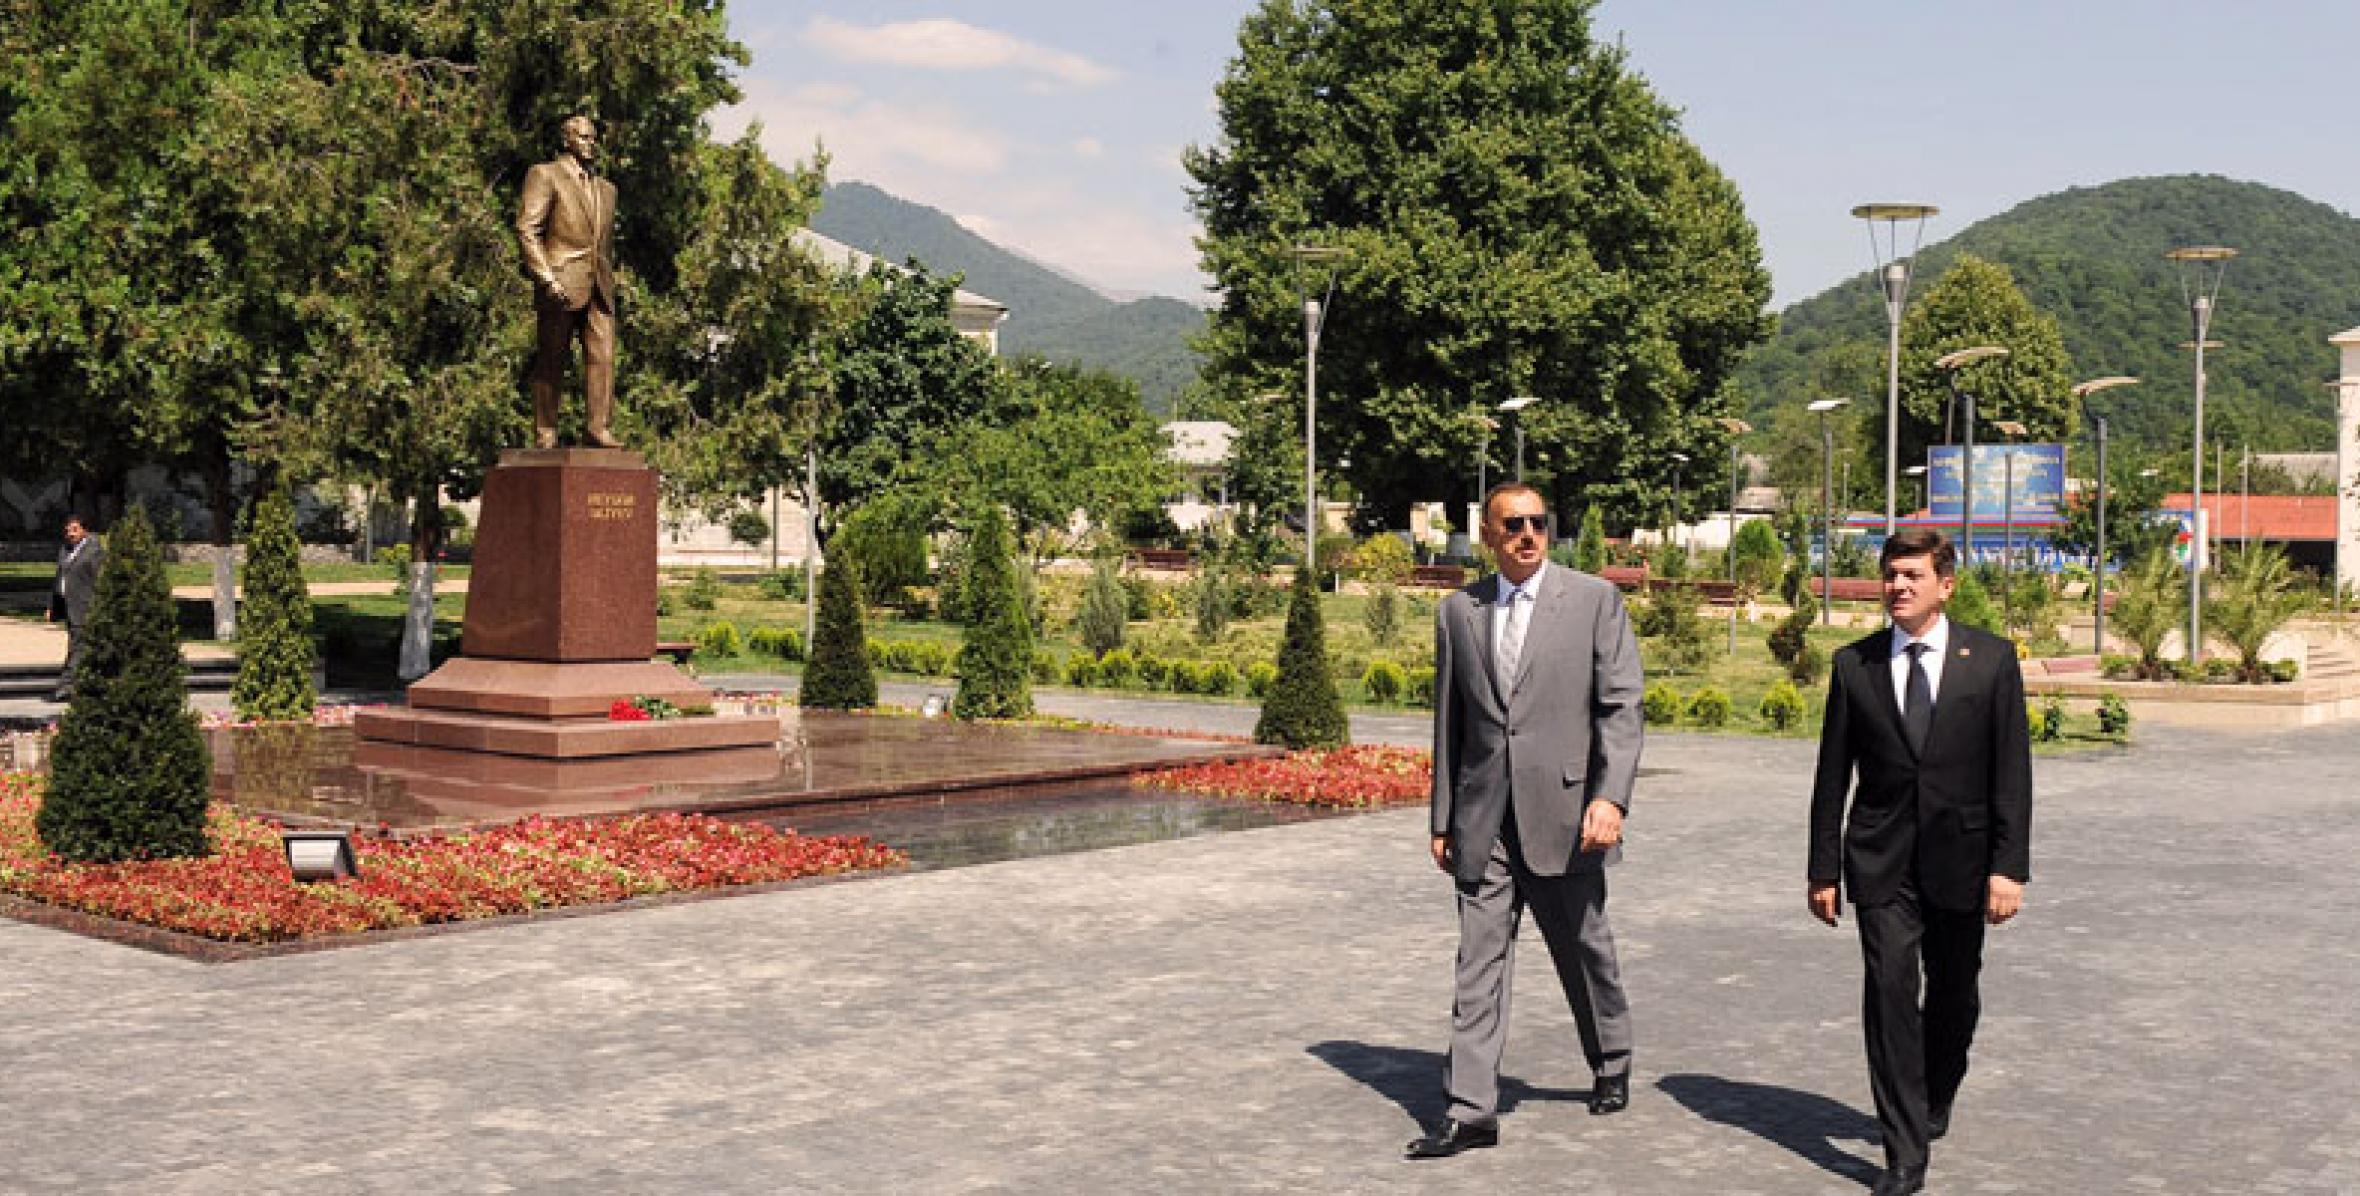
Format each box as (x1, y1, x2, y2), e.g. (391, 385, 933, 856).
(1856, 881, 1986, 1171)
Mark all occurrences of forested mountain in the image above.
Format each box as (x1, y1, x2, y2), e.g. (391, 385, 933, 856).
(810, 182, 1205, 413)
(1738, 176, 2360, 453)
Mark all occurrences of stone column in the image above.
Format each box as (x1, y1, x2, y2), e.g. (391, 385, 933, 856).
(2332, 327, 2360, 600)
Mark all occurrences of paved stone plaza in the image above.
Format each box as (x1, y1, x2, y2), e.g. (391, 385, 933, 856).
(6, 721, 2360, 1193)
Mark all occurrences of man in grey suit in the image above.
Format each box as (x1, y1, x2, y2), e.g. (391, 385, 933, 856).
(1407, 482, 1647, 1159)
(46, 513, 104, 702)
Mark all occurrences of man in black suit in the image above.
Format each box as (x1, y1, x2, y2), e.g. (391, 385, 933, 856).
(46, 513, 104, 702)
(1808, 527, 2031, 1196)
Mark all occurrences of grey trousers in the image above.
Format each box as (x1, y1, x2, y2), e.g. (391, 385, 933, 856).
(1444, 833, 1632, 1125)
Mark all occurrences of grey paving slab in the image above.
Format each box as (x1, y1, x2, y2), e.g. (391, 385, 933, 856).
(6, 728, 2360, 1193)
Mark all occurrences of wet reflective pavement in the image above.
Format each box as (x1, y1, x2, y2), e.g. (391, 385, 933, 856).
(769, 783, 1352, 871)
(205, 712, 1280, 836)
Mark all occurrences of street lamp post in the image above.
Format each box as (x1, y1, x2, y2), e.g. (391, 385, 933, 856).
(1289, 244, 1349, 575)
(2074, 376, 2140, 656)
(1855, 203, 1940, 537)
(1904, 464, 1928, 513)
(1808, 399, 1851, 625)
(1717, 417, 1751, 654)
(1993, 419, 2030, 633)
(2168, 245, 2235, 663)
(1936, 346, 2011, 569)
(1500, 395, 1540, 482)
(1670, 451, 1691, 561)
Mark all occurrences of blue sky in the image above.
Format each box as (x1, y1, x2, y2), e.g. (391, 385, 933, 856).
(719, 2, 2360, 309)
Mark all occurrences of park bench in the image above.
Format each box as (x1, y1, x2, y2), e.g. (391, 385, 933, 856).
(1600, 565, 1647, 590)
(1408, 564, 1467, 589)
(655, 641, 697, 666)
(1808, 577, 1884, 603)
(1126, 547, 1194, 571)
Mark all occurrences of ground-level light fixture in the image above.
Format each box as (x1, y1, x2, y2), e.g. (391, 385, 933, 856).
(283, 831, 359, 882)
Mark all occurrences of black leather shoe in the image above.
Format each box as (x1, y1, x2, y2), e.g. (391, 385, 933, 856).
(1871, 1163, 1926, 1195)
(1588, 1072, 1630, 1115)
(1404, 1119, 1498, 1159)
(1928, 1103, 1951, 1141)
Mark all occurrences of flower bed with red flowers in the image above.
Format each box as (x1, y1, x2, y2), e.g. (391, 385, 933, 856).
(0, 772, 902, 943)
(1140, 745, 1432, 809)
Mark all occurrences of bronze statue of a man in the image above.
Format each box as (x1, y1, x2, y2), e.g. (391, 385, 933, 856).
(517, 115, 621, 449)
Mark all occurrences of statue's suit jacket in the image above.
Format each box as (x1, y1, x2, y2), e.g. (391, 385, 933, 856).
(1809, 623, 2033, 910)
(49, 538, 103, 627)
(516, 158, 617, 312)
(1430, 567, 1646, 883)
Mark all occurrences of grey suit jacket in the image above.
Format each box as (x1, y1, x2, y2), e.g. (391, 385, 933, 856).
(50, 537, 103, 627)
(1429, 565, 1646, 882)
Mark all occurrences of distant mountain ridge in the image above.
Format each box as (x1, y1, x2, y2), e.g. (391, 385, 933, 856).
(811, 181, 1205, 414)
(1738, 175, 2360, 452)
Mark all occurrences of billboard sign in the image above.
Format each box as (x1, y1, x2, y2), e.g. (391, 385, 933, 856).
(1927, 443, 2066, 521)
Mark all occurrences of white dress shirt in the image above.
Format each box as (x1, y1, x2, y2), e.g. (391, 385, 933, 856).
(1492, 560, 1546, 675)
(1888, 614, 1950, 716)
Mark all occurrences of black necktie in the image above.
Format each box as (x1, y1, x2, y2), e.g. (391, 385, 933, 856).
(1904, 642, 1935, 753)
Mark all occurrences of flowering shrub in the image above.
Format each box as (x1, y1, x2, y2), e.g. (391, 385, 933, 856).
(0, 773, 901, 943)
(1141, 745, 1431, 809)
(606, 696, 710, 721)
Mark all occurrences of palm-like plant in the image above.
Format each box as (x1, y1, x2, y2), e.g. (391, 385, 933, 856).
(2206, 543, 2312, 683)
(2108, 548, 2184, 680)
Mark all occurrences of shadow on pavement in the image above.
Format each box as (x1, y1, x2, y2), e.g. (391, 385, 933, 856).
(1657, 1073, 1880, 1185)
(1307, 1040, 1588, 1127)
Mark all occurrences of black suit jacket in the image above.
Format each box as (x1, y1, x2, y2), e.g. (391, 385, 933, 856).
(1808, 622, 2032, 911)
(49, 538, 104, 627)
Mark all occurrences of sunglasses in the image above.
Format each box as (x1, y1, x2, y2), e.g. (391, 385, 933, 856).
(1497, 514, 1549, 535)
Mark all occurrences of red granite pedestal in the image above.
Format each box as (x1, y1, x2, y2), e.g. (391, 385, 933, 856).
(355, 448, 779, 760)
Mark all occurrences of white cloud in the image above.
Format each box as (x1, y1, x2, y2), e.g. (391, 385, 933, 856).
(717, 78, 1011, 181)
(960, 182, 1211, 302)
(803, 17, 1116, 89)
(1071, 136, 1105, 159)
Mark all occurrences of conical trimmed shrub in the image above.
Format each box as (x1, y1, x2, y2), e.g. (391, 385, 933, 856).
(800, 551, 876, 710)
(1254, 565, 1349, 748)
(953, 506, 1033, 719)
(233, 487, 317, 721)
(38, 504, 213, 861)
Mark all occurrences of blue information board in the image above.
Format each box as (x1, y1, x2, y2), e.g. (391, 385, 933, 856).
(1927, 444, 2066, 521)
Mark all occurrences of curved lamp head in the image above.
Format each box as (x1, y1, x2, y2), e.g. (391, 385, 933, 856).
(1806, 398, 1851, 414)
(1852, 203, 1939, 221)
(1287, 243, 1350, 264)
(2072, 376, 2140, 398)
(1716, 417, 1752, 435)
(1991, 420, 2030, 439)
(2165, 246, 2238, 263)
(1934, 345, 2009, 371)
(1904, 465, 1928, 477)
(1670, 452, 1691, 464)
(1498, 395, 1540, 413)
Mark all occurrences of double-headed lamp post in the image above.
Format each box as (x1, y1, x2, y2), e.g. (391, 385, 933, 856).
(2073, 376, 2140, 655)
(1717, 417, 1751, 654)
(1289, 243, 1349, 571)
(2168, 245, 2235, 662)
(1935, 345, 2011, 566)
(1855, 202, 1939, 537)
(1500, 395, 1541, 482)
(1807, 398, 1850, 625)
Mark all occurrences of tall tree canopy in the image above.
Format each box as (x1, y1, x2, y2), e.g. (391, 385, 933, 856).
(1894, 255, 2077, 481)
(1185, 0, 1772, 533)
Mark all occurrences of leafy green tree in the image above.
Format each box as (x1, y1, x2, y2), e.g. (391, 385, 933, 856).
(38, 506, 212, 862)
(953, 507, 1034, 719)
(1364, 582, 1402, 647)
(1573, 506, 1608, 573)
(2052, 450, 2176, 568)
(2110, 548, 2186, 679)
(1193, 542, 1234, 643)
(1254, 567, 1349, 749)
(1729, 518, 1785, 605)
(2207, 543, 2311, 682)
(1892, 255, 2076, 482)
(232, 488, 316, 721)
(799, 554, 876, 710)
(1947, 569, 2002, 636)
(1077, 556, 1130, 657)
(922, 358, 1177, 560)
(823, 262, 1001, 517)
(830, 498, 931, 608)
(1186, 0, 1771, 530)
